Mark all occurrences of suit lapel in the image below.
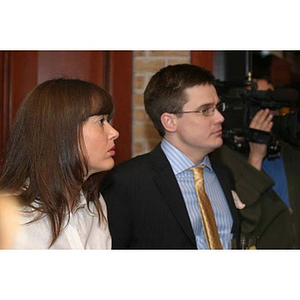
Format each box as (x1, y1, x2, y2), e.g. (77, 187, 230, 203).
(150, 145, 196, 246)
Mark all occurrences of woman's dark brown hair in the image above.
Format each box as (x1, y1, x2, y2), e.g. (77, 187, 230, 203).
(0, 78, 115, 246)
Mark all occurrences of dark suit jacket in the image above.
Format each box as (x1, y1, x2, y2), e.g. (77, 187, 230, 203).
(101, 144, 240, 249)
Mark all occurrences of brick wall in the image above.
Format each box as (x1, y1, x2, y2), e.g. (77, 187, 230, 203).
(132, 51, 191, 157)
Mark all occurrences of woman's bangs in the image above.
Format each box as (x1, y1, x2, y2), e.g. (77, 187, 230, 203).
(88, 90, 114, 120)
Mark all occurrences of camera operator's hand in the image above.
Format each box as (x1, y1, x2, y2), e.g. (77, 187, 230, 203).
(248, 109, 273, 170)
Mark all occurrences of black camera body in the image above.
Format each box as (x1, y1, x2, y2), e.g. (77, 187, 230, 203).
(216, 81, 300, 158)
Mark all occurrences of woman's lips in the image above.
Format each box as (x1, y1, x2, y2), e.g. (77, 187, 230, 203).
(108, 146, 116, 156)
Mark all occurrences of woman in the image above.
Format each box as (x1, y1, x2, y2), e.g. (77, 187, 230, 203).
(0, 78, 119, 249)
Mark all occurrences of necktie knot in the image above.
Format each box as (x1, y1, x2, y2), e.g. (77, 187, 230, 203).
(190, 165, 205, 186)
(190, 164, 204, 175)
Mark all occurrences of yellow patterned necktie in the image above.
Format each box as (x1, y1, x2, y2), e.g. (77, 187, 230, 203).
(190, 165, 223, 249)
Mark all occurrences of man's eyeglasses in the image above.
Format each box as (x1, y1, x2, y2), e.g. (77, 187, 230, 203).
(175, 102, 226, 117)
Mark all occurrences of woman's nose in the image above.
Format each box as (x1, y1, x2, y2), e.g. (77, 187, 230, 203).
(109, 124, 119, 140)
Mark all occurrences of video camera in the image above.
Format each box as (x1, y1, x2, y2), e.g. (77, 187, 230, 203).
(215, 80, 300, 158)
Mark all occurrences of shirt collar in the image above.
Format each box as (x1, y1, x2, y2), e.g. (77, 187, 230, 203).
(26, 190, 91, 215)
(71, 191, 97, 216)
(73, 191, 87, 210)
(161, 138, 212, 175)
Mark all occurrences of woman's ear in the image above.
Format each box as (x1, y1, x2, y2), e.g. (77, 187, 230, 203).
(161, 113, 177, 133)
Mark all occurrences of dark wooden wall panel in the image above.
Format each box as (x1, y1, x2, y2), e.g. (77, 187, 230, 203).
(1, 52, 39, 155)
(191, 51, 213, 71)
(37, 51, 108, 88)
(10, 52, 39, 121)
(108, 51, 132, 163)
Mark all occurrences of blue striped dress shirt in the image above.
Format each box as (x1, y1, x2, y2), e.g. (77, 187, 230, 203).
(161, 139, 233, 249)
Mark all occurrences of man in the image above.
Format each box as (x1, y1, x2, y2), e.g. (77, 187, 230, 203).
(212, 77, 300, 249)
(101, 64, 241, 249)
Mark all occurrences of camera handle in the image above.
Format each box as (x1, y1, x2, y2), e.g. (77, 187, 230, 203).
(247, 128, 281, 158)
(247, 128, 272, 144)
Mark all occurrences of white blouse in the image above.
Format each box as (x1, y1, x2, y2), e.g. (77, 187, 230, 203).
(12, 193, 111, 249)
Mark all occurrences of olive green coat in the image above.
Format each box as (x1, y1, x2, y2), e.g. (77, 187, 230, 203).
(212, 141, 300, 249)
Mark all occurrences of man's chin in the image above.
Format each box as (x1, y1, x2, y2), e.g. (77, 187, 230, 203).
(217, 136, 223, 144)
(214, 138, 223, 149)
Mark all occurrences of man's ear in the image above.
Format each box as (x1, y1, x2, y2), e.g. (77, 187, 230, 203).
(161, 113, 177, 133)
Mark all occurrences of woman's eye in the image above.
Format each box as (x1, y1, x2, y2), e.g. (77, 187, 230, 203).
(98, 118, 106, 125)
